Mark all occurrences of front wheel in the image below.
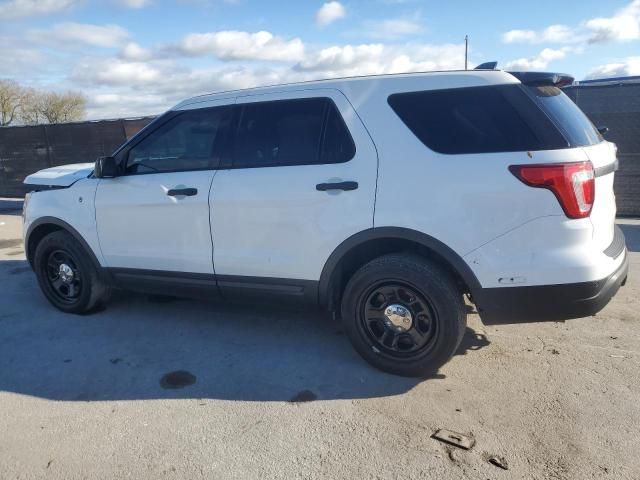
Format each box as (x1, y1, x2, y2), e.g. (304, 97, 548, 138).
(341, 254, 466, 377)
(34, 230, 110, 314)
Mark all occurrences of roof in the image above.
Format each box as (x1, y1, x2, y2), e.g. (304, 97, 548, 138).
(173, 69, 519, 110)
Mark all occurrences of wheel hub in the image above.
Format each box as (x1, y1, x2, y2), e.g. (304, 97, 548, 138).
(383, 304, 413, 332)
(58, 263, 74, 284)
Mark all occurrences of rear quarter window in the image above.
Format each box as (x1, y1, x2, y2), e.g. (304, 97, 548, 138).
(524, 85, 602, 147)
(388, 85, 570, 155)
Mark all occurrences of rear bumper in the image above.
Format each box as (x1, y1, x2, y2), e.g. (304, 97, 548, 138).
(476, 249, 629, 324)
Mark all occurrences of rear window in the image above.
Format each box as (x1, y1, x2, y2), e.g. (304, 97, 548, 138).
(524, 85, 602, 147)
(388, 84, 599, 155)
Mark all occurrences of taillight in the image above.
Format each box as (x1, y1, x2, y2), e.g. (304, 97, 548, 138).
(509, 161, 595, 219)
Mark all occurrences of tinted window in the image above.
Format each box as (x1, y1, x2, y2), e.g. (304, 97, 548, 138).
(126, 107, 231, 174)
(524, 86, 602, 147)
(388, 85, 569, 154)
(232, 97, 354, 168)
(321, 103, 356, 164)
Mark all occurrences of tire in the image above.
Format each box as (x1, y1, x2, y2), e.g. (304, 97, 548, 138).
(34, 230, 110, 314)
(341, 253, 466, 377)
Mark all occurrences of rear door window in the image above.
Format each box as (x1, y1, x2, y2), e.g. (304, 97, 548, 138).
(232, 97, 355, 168)
(388, 85, 570, 154)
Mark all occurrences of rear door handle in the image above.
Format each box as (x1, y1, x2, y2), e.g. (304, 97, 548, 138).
(316, 181, 358, 192)
(167, 187, 198, 197)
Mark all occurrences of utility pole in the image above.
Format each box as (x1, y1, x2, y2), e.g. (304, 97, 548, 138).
(465, 35, 469, 70)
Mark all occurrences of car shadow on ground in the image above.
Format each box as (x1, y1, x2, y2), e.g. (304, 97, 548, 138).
(619, 222, 640, 253)
(0, 258, 490, 403)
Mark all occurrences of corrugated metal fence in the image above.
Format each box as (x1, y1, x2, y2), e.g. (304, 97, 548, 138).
(0, 117, 154, 197)
(564, 82, 640, 216)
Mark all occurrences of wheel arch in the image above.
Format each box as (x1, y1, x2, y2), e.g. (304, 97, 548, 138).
(26, 217, 102, 273)
(318, 227, 482, 310)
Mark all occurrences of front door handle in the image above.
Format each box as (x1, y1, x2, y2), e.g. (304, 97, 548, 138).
(316, 181, 358, 192)
(167, 187, 198, 197)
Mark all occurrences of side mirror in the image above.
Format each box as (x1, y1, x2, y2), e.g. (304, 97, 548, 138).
(597, 126, 609, 136)
(95, 156, 119, 178)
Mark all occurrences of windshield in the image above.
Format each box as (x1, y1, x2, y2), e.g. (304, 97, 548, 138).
(524, 85, 602, 147)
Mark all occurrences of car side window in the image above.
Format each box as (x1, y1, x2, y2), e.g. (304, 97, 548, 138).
(232, 97, 355, 168)
(126, 106, 231, 174)
(321, 102, 356, 164)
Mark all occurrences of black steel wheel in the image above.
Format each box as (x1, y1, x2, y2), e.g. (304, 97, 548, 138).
(34, 230, 110, 314)
(341, 253, 466, 377)
(360, 282, 439, 357)
(44, 249, 83, 304)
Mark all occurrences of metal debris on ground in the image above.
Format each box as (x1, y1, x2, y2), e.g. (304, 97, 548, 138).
(431, 429, 475, 450)
(488, 455, 509, 470)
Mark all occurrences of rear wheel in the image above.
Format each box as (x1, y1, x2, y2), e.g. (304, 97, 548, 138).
(34, 231, 110, 314)
(341, 254, 466, 377)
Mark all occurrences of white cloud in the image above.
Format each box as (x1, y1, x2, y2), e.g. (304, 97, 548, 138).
(173, 30, 305, 61)
(73, 58, 163, 86)
(115, 0, 151, 8)
(586, 56, 640, 79)
(502, 0, 640, 45)
(296, 44, 385, 72)
(315, 1, 346, 27)
(296, 42, 465, 76)
(120, 42, 153, 61)
(504, 47, 573, 71)
(86, 91, 168, 119)
(363, 16, 424, 39)
(36, 23, 131, 48)
(586, 0, 640, 43)
(502, 24, 574, 44)
(0, 40, 45, 78)
(0, 0, 77, 18)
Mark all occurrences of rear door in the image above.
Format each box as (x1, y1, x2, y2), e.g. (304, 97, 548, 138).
(209, 89, 378, 294)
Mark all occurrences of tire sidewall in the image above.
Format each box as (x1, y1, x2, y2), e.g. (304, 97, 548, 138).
(341, 256, 465, 377)
(34, 231, 97, 313)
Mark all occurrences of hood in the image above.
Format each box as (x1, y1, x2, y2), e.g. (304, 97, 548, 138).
(23, 163, 94, 187)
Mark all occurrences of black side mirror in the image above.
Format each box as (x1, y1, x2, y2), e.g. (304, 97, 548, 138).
(95, 156, 119, 178)
(597, 126, 609, 136)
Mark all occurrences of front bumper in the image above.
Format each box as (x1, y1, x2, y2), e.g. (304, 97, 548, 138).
(475, 249, 629, 324)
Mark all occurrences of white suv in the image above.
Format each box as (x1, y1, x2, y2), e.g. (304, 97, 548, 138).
(23, 70, 628, 376)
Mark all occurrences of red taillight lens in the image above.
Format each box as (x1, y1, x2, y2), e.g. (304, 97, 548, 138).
(509, 161, 595, 219)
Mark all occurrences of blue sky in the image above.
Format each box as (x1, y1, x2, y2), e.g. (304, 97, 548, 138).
(2, 0, 639, 119)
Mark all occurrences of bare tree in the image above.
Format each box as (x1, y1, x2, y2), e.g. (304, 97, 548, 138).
(19, 88, 46, 125)
(1, 80, 88, 126)
(38, 91, 87, 124)
(0, 79, 25, 126)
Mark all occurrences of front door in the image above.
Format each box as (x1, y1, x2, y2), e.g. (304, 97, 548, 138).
(95, 103, 233, 275)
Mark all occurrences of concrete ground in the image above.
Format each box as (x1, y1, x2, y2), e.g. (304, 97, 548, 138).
(0, 199, 639, 479)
